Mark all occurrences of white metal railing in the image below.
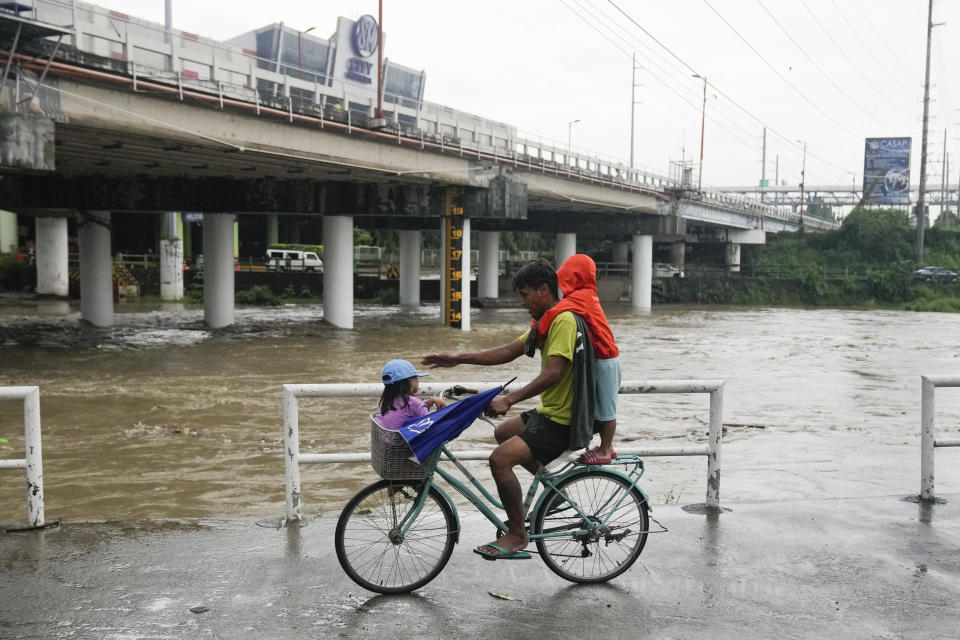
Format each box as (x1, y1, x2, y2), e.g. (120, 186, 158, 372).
(920, 375, 960, 501)
(282, 379, 724, 521)
(0, 386, 45, 528)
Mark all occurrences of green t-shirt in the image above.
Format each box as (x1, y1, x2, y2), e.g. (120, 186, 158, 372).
(518, 311, 576, 425)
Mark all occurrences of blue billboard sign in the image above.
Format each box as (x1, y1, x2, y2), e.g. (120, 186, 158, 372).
(863, 137, 911, 206)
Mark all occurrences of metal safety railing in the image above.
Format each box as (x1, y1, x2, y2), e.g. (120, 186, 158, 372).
(920, 375, 960, 501)
(282, 379, 724, 521)
(0, 386, 46, 528)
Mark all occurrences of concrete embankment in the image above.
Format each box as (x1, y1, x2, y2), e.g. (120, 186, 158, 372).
(2, 495, 959, 639)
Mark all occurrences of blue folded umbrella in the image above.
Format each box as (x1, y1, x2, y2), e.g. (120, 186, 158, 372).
(398, 386, 504, 463)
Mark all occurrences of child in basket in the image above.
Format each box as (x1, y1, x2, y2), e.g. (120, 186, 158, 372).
(375, 359, 447, 431)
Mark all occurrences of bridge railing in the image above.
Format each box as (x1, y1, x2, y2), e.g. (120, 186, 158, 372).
(23, 0, 798, 225)
(281, 379, 724, 522)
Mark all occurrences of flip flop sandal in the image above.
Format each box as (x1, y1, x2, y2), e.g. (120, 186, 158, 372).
(473, 543, 532, 561)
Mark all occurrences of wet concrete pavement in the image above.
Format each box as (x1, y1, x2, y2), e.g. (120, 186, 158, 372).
(2, 495, 959, 639)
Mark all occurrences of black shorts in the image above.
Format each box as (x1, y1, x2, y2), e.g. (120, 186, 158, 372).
(517, 410, 569, 465)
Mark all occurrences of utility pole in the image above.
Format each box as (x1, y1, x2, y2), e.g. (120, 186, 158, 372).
(761, 127, 767, 203)
(630, 53, 641, 169)
(376, 0, 384, 120)
(797, 141, 807, 228)
(941, 128, 948, 223)
(916, 0, 938, 263)
(694, 74, 707, 191)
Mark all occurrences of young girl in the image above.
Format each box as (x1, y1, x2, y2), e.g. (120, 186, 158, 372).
(375, 359, 446, 430)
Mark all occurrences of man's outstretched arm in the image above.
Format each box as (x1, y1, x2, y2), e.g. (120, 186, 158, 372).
(422, 340, 524, 369)
(485, 354, 567, 417)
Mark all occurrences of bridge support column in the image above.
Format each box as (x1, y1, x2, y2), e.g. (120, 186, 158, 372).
(478, 231, 500, 299)
(78, 211, 113, 326)
(266, 214, 279, 248)
(323, 215, 354, 329)
(399, 229, 421, 310)
(36, 217, 69, 297)
(0, 210, 16, 253)
(613, 241, 629, 264)
(203, 213, 235, 329)
(160, 212, 183, 301)
(670, 241, 686, 269)
(555, 233, 576, 267)
(631, 234, 652, 312)
(725, 243, 741, 273)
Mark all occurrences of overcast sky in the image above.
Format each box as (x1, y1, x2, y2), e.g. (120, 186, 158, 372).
(91, 0, 960, 191)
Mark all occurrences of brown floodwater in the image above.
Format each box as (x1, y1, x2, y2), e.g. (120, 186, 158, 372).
(2, 297, 960, 522)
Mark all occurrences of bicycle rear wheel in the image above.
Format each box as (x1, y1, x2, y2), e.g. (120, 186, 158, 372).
(532, 470, 649, 583)
(335, 480, 457, 594)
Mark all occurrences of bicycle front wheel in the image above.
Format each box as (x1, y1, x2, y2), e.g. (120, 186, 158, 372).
(335, 480, 457, 594)
(532, 470, 649, 583)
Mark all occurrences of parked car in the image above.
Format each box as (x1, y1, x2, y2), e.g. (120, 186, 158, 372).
(654, 263, 684, 279)
(266, 249, 323, 273)
(912, 267, 957, 283)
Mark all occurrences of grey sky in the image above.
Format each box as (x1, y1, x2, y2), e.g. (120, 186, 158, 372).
(92, 1, 960, 191)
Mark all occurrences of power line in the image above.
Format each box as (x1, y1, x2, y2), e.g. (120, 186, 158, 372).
(830, 0, 918, 97)
(562, 0, 763, 154)
(604, 0, 855, 180)
(701, 0, 864, 141)
(756, 1, 879, 124)
(798, 0, 915, 118)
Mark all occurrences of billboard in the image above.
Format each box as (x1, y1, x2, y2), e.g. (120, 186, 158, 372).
(863, 137, 911, 206)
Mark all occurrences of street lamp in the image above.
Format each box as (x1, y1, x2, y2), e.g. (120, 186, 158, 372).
(297, 26, 316, 70)
(692, 74, 707, 191)
(567, 119, 580, 160)
(796, 139, 807, 227)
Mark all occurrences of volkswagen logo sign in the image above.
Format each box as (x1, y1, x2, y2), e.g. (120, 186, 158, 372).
(351, 15, 379, 58)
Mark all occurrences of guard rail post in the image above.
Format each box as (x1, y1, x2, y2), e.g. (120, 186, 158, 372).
(920, 375, 960, 501)
(0, 386, 45, 528)
(283, 386, 302, 522)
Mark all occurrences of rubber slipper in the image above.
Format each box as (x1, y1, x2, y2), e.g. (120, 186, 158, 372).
(577, 448, 616, 465)
(473, 543, 531, 561)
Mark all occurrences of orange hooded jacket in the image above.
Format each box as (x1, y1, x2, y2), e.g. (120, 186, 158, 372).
(528, 254, 619, 359)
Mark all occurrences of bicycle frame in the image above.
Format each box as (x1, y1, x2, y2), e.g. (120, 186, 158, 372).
(393, 444, 649, 542)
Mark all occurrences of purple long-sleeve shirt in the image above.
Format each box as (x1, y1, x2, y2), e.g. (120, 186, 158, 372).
(375, 395, 430, 431)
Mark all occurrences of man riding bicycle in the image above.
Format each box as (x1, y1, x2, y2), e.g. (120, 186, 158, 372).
(422, 258, 596, 560)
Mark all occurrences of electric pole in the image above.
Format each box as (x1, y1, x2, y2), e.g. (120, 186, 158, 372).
(916, 0, 936, 263)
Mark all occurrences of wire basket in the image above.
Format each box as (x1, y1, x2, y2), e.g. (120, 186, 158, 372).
(370, 416, 432, 481)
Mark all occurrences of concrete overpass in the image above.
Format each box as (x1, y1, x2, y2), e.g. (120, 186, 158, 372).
(0, 3, 835, 329)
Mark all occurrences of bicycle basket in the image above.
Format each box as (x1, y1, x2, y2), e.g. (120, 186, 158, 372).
(370, 416, 431, 480)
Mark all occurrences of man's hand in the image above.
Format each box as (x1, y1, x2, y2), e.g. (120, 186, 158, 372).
(485, 395, 512, 417)
(422, 352, 459, 368)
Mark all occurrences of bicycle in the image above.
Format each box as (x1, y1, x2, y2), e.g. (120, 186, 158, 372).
(334, 386, 654, 594)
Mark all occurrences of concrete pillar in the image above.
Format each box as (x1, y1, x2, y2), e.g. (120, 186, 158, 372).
(630, 234, 652, 312)
(399, 229, 420, 310)
(35, 217, 69, 297)
(160, 212, 183, 301)
(461, 217, 471, 331)
(0, 210, 16, 253)
(203, 213, 235, 329)
(323, 215, 353, 329)
(555, 232, 576, 267)
(233, 219, 240, 258)
(725, 243, 741, 273)
(670, 241, 686, 269)
(478, 231, 500, 299)
(78, 211, 113, 326)
(613, 241, 629, 264)
(267, 214, 279, 248)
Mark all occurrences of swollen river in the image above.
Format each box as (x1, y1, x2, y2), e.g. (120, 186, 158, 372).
(2, 298, 959, 521)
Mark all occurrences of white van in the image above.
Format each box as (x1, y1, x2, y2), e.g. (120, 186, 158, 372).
(266, 249, 323, 273)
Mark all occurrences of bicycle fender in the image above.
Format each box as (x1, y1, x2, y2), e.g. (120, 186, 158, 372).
(531, 466, 652, 517)
(428, 484, 462, 544)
